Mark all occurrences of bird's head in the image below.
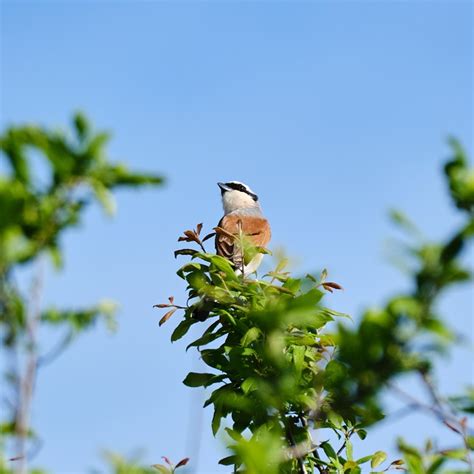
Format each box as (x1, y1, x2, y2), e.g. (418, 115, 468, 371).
(218, 181, 260, 214)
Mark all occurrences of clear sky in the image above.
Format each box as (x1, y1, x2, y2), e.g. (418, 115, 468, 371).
(1, 1, 473, 473)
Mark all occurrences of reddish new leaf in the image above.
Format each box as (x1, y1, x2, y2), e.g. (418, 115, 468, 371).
(178, 230, 199, 243)
(159, 308, 177, 326)
(175, 457, 190, 468)
(184, 230, 197, 240)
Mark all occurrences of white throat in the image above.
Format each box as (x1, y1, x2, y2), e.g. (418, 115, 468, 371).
(222, 190, 260, 215)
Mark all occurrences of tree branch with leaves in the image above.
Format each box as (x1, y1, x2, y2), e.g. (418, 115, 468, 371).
(0, 113, 163, 474)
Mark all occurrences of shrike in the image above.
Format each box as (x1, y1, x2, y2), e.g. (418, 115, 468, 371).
(215, 181, 271, 275)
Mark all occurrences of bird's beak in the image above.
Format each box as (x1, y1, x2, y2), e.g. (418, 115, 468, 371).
(217, 182, 231, 192)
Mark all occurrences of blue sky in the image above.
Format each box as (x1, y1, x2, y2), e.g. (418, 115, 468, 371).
(1, 1, 473, 472)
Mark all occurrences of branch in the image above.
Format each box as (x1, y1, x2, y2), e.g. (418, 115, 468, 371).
(387, 382, 461, 428)
(37, 331, 74, 368)
(14, 259, 45, 474)
(284, 418, 308, 474)
(388, 379, 474, 470)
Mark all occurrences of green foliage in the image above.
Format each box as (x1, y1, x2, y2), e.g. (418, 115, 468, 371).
(444, 138, 474, 213)
(449, 387, 474, 415)
(0, 112, 163, 346)
(0, 111, 163, 273)
(396, 437, 474, 474)
(331, 139, 474, 427)
(158, 229, 394, 473)
(150, 455, 190, 473)
(101, 452, 189, 474)
(159, 140, 473, 473)
(0, 113, 164, 470)
(1, 115, 471, 474)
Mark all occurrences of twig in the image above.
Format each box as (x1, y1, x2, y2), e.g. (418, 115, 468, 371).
(336, 441, 346, 457)
(336, 427, 355, 456)
(381, 404, 418, 425)
(388, 380, 474, 470)
(37, 331, 74, 368)
(387, 382, 461, 428)
(285, 418, 308, 474)
(420, 372, 445, 410)
(197, 241, 206, 254)
(460, 417, 473, 472)
(14, 259, 44, 474)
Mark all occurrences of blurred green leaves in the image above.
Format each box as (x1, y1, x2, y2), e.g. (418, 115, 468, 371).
(444, 138, 474, 213)
(0, 112, 164, 346)
(0, 112, 163, 272)
(157, 229, 393, 473)
(331, 140, 474, 428)
(158, 139, 473, 473)
(0, 113, 164, 470)
(2, 115, 471, 473)
(101, 452, 189, 474)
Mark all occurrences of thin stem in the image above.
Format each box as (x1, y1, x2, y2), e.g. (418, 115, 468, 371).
(387, 382, 461, 428)
(37, 331, 74, 368)
(15, 259, 44, 474)
(336, 428, 354, 456)
(388, 379, 474, 469)
(285, 417, 308, 474)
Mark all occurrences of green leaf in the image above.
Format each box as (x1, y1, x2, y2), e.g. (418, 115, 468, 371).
(73, 112, 89, 139)
(91, 180, 116, 215)
(328, 411, 343, 430)
(212, 406, 223, 435)
(182, 372, 216, 388)
(186, 322, 222, 350)
(241, 327, 262, 346)
(282, 277, 302, 293)
(207, 255, 238, 279)
(324, 360, 347, 387)
(171, 318, 195, 342)
(426, 456, 446, 474)
(370, 451, 387, 468)
(356, 455, 373, 465)
(346, 439, 353, 461)
(151, 465, 170, 474)
(218, 455, 238, 466)
(241, 377, 258, 395)
(321, 441, 337, 460)
(343, 460, 358, 471)
(48, 244, 63, 269)
(389, 209, 421, 237)
(441, 448, 468, 460)
(224, 427, 243, 442)
(449, 387, 474, 414)
(175, 249, 199, 260)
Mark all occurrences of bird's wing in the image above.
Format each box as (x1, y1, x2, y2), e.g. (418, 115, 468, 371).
(215, 214, 271, 268)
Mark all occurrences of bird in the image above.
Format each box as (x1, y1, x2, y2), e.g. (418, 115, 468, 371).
(215, 181, 271, 276)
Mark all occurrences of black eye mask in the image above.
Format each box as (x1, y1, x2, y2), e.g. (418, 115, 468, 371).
(225, 182, 259, 201)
